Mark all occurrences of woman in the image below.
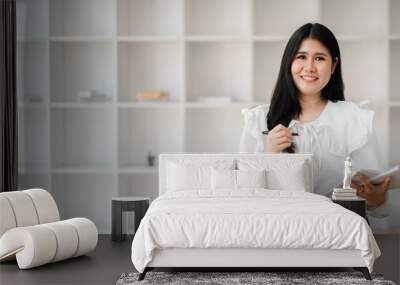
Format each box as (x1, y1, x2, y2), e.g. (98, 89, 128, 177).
(240, 23, 390, 216)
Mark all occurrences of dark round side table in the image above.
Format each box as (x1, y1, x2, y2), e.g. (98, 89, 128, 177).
(112, 197, 150, 242)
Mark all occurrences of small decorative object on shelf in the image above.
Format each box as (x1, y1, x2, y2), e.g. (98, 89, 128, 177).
(135, 91, 169, 102)
(332, 156, 360, 201)
(77, 90, 110, 102)
(343, 156, 352, 189)
(195, 96, 233, 103)
(147, 152, 156, 167)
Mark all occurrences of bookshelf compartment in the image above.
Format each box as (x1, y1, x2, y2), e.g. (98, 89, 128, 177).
(52, 174, 115, 234)
(118, 108, 183, 168)
(253, 41, 286, 102)
(50, 0, 114, 37)
(119, 174, 158, 201)
(185, 0, 250, 36)
(51, 109, 115, 169)
(339, 41, 386, 104)
(18, 109, 49, 171)
(390, 40, 400, 100)
(390, 0, 400, 35)
(185, 108, 244, 152)
(50, 42, 114, 103)
(17, 0, 48, 41)
(17, 42, 48, 104)
(253, 0, 319, 37)
(118, 0, 183, 36)
(118, 42, 183, 102)
(321, 0, 386, 37)
(18, 174, 50, 191)
(186, 42, 251, 102)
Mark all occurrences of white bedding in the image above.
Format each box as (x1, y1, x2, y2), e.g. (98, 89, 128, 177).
(131, 190, 380, 273)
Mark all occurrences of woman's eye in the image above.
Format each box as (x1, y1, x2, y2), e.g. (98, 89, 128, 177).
(296, 55, 306, 60)
(315, 57, 325, 61)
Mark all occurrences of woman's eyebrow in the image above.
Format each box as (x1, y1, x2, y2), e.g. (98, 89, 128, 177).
(296, 51, 329, 57)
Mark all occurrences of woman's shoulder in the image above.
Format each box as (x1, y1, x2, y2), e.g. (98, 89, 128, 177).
(323, 100, 375, 155)
(241, 104, 270, 119)
(328, 100, 372, 113)
(240, 104, 269, 135)
(325, 100, 374, 123)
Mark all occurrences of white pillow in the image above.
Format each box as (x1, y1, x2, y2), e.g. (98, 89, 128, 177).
(211, 168, 236, 190)
(211, 168, 267, 190)
(267, 162, 306, 191)
(238, 159, 310, 192)
(237, 169, 267, 189)
(167, 162, 210, 191)
(167, 160, 235, 191)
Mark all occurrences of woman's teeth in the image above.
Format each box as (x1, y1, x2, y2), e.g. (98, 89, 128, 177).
(301, 76, 318, 81)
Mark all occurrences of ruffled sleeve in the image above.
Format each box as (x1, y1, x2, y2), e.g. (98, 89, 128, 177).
(239, 104, 269, 152)
(324, 101, 375, 157)
(347, 103, 375, 155)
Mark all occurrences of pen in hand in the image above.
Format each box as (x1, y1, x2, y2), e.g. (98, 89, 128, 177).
(262, 131, 299, 136)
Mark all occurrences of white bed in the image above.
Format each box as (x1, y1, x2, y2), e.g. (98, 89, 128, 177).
(131, 153, 380, 280)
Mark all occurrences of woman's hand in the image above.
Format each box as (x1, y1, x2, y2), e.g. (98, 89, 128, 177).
(351, 174, 391, 207)
(265, 124, 293, 153)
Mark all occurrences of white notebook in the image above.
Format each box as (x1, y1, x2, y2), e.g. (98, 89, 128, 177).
(353, 165, 400, 190)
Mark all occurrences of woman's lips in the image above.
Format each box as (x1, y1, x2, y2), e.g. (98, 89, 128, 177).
(300, 75, 318, 82)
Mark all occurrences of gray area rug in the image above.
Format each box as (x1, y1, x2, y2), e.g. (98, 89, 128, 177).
(116, 271, 396, 285)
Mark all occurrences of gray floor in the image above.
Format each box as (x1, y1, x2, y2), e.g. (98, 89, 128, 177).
(0, 235, 134, 285)
(1, 234, 398, 285)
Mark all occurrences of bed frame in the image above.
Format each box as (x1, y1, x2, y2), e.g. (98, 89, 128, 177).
(137, 153, 372, 281)
(140, 248, 371, 280)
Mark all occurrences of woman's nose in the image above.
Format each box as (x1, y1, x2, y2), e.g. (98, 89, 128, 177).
(304, 58, 316, 72)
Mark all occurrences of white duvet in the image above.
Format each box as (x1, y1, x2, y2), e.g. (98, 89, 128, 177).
(131, 190, 380, 273)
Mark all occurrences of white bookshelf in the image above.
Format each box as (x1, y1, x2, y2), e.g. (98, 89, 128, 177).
(16, 0, 400, 233)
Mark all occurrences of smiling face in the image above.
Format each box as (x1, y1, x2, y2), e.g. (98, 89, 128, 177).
(291, 38, 337, 99)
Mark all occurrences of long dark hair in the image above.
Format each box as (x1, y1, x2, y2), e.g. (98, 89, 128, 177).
(267, 23, 345, 153)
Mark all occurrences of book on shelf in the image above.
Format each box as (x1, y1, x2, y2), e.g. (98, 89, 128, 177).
(195, 96, 233, 103)
(135, 91, 169, 102)
(77, 90, 110, 102)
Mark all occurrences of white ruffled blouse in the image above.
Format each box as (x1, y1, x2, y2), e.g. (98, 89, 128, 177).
(239, 100, 385, 208)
